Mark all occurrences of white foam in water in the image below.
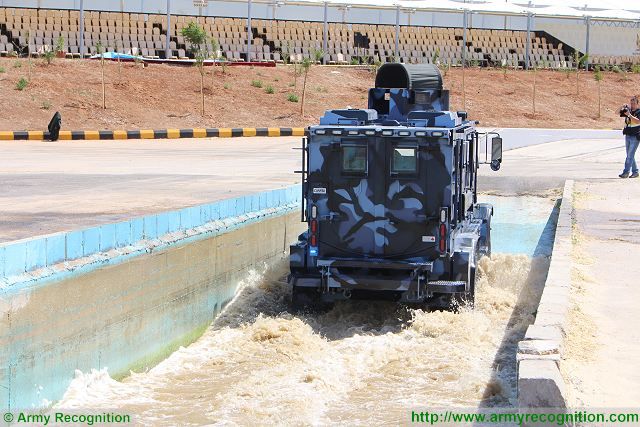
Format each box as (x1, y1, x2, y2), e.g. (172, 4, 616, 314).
(56, 254, 549, 425)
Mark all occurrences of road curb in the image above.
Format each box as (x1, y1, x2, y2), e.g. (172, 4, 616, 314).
(0, 127, 307, 141)
(517, 179, 574, 410)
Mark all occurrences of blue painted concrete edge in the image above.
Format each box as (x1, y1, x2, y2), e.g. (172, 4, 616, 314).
(0, 184, 302, 288)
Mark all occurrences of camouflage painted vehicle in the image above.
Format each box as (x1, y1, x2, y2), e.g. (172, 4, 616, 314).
(288, 63, 503, 311)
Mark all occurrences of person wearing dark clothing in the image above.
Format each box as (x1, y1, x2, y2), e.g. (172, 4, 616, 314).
(620, 96, 640, 178)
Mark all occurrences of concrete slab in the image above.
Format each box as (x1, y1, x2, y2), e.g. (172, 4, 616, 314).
(518, 359, 567, 408)
(524, 325, 564, 342)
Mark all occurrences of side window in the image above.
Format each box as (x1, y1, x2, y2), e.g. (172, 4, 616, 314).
(392, 147, 417, 174)
(342, 145, 367, 174)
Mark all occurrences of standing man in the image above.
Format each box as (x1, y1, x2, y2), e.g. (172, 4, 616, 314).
(620, 96, 640, 178)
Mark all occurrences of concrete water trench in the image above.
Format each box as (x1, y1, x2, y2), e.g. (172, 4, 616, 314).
(52, 192, 560, 424)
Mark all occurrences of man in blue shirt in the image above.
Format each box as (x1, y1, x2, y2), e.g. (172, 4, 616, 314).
(620, 96, 640, 178)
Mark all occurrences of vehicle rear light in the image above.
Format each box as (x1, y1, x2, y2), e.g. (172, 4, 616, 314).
(310, 234, 317, 247)
(310, 219, 317, 233)
(439, 223, 447, 252)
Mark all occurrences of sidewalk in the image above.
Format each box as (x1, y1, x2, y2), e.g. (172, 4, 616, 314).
(563, 179, 640, 406)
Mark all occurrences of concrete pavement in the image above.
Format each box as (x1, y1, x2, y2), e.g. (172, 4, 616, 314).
(0, 137, 300, 242)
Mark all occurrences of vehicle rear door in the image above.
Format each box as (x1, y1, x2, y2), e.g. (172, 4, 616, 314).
(316, 137, 386, 258)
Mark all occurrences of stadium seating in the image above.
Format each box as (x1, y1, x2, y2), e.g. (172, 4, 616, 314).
(0, 7, 638, 68)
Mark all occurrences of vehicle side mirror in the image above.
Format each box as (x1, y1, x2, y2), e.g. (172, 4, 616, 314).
(490, 136, 502, 171)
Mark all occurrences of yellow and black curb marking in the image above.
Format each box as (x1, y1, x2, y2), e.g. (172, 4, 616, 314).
(0, 127, 307, 141)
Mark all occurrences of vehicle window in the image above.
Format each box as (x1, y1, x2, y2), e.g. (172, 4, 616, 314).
(342, 146, 367, 173)
(392, 147, 417, 173)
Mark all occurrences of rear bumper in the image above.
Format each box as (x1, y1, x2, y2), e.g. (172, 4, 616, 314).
(289, 257, 467, 301)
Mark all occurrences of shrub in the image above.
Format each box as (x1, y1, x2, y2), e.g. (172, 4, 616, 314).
(223, 83, 230, 89)
(632, 64, 640, 74)
(350, 58, 359, 65)
(43, 49, 55, 65)
(287, 93, 299, 102)
(16, 77, 28, 91)
(41, 100, 52, 110)
(0, 66, 5, 73)
(251, 79, 263, 88)
(265, 85, 274, 94)
(612, 65, 623, 74)
(13, 61, 21, 68)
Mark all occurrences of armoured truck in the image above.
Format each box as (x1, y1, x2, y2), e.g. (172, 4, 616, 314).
(288, 63, 503, 311)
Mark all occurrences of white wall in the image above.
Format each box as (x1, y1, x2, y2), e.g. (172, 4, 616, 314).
(537, 17, 640, 56)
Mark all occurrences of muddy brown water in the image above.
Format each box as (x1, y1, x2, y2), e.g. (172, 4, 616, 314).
(56, 253, 549, 426)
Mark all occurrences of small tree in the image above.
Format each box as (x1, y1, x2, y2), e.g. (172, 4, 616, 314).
(95, 41, 107, 109)
(181, 22, 210, 115)
(574, 51, 589, 95)
(26, 29, 32, 81)
(432, 48, 440, 66)
(43, 48, 55, 65)
(532, 65, 537, 114)
(55, 35, 65, 58)
(594, 65, 603, 118)
(210, 36, 220, 86)
(300, 49, 325, 116)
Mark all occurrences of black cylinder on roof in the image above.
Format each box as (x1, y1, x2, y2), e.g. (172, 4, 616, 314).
(375, 63, 443, 91)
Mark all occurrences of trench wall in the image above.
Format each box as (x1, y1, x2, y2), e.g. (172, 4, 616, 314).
(517, 180, 574, 409)
(0, 184, 304, 410)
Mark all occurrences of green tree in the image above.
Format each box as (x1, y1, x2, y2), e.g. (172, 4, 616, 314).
(43, 48, 55, 65)
(182, 22, 211, 115)
(96, 41, 106, 109)
(574, 51, 589, 95)
(300, 49, 325, 116)
(209, 36, 221, 87)
(594, 65, 603, 118)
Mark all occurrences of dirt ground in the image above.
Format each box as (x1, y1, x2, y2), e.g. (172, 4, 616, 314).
(0, 58, 639, 130)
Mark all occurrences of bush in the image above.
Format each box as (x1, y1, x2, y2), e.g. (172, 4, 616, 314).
(16, 77, 28, 91)
(612, 65, 623, 74)
(265, 85, 274, 94)
(287, 93, 299, 102)
(0, 66, 5, 73)
(13, 61, 21, 68)
(223, 83, 230, 89)
(43, 49, 55, 65)
(251, 79, 263, 88)
(350, 58, 359, 65)
(41, 100, 52, 110)
(632, 64, 640, 74)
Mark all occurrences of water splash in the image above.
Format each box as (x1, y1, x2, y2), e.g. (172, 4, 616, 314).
(57, 254, 548, 426)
